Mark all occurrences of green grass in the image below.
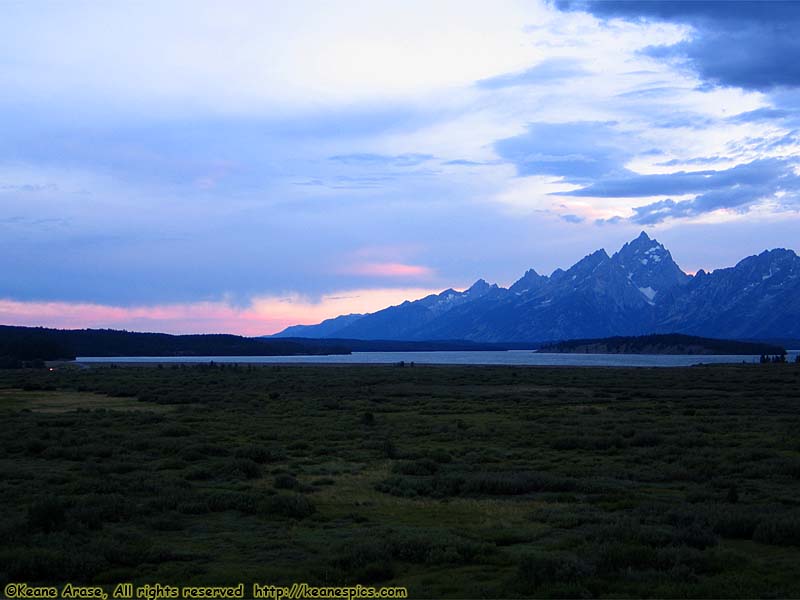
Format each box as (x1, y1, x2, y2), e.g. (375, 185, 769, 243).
(1, 363, 799, 598)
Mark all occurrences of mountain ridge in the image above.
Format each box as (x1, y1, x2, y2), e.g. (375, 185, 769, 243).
(272, 233, 800, 342)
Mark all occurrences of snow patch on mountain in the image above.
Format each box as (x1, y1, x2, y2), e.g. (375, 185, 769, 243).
(639, 286, 657, 302)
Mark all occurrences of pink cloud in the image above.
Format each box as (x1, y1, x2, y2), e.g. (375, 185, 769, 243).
(0, 286, 441, 336)
(342, 262, 435, 278)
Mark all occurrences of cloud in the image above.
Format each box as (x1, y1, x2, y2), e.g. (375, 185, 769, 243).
(555, 0, 800, 91)
(339, 262, 435, 278)
(442, 159, 488, 166)
(656, 156, 724, 167)
(629, 181, 800, 226)
(560, 158, 798, 198)
(0, 183, 59, 193)
(0, 1, 545, 114)
(728, 107, 795, 123)
(476, 57, 589, 89)
(595, 215, 624, 226)
(494, 121, 635, 182)
(328, 153, 435, 167)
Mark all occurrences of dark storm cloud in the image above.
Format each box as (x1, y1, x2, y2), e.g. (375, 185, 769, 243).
(554, 0, 800, 91)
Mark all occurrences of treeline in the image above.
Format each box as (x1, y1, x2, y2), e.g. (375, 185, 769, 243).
(0, 325, 350, 365)
(539, 333, 786, 356)
(760, 354, 800, 364)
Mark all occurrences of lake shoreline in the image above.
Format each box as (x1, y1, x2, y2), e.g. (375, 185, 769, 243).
(65, 349, 800, 368)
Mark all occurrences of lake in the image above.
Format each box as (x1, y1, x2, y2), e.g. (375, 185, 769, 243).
(76, 349, 800, 367)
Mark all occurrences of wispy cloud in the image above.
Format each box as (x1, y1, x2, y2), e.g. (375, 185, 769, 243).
(340, 262, 435, 278)
(328, 153, 435, 167)
(560, 158, 797, 198)
(476, 57, 589, 89)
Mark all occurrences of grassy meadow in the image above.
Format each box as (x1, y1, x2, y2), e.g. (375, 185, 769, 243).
(1, 363, 799, 598)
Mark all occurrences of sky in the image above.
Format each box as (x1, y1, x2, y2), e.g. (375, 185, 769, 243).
(1, 0, 799, 335)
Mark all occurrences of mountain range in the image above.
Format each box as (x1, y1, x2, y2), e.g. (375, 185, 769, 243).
(274, 232, 800, 342)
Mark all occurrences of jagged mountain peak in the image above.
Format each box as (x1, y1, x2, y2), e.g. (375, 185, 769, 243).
(615, 231, 667, 259)
(573, 248, 610, 268)
(509, 268, 546, 294)
(467, 278, 491, 294)
(612, 232, 689, 300)
(726, 247, 800, 284)
(757, 247, 797, 260)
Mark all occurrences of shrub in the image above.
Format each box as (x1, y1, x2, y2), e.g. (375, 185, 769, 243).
(753, 514, 800, 546)
(5, 548, 69, 580)
(464, 471, 577, 495)
(515, 552, 594, 590)
(265, 494, 316, 519)
(595, 540, 659, 572)
(204, 490, 263, 514)
(382, 438, 397, 459)
(185, 466, 214, 481)
(26, 498, 66, 533)
(25, 439, 46, 455)
(656, 544, 721, 576)
(388, 531, 490, 565)
(674, 519, 718, 549)
(177, 500, 210, 515)
(332, 540, 390, 570)
(235, 445, 284, 463)
(375, 474, 465, 498)
(224, 458, 262, 480)
(158, 425, 193, 437)
(274, 474, 300, 490)
(427, 449, 452, 463)
(551, 436, 626, 451)
(630, 432, 664, 447)
(710, 505, 761, 539)
(359, 560, 395, 583)
(75, 493, 132, 524)
(392, 458, 439, 476)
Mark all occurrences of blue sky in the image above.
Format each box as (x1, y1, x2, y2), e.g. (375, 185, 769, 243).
(1, 0, 799, 334)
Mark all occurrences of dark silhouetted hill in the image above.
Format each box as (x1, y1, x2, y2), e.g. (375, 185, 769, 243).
(0, 326, 350, 364)
(537, 334, 785, 355)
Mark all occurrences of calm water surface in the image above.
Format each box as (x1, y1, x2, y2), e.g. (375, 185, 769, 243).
(77, 349, 800, 367)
